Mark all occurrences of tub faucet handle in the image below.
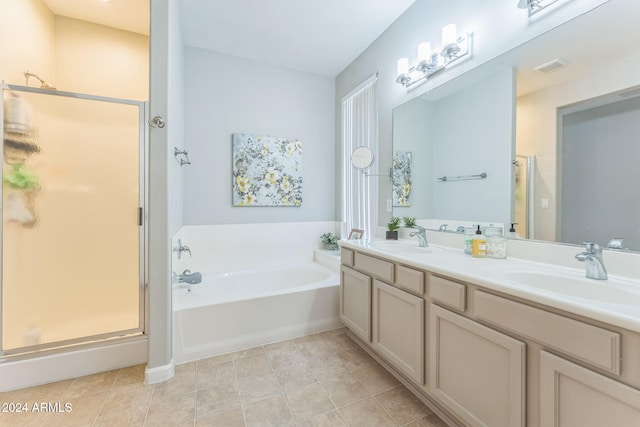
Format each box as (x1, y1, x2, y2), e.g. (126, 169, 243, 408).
(607, 238, 624, 249)
(173, 239, 191, 259)
(583, 241, 602, 256)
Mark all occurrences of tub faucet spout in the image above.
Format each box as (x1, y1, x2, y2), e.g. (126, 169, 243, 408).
(173, 269, 202, 285)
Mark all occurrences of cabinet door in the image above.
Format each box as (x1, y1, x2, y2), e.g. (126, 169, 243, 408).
(340, 266, 372, 342)
(372, 280, 424, 384)
(429, 304, 525, 427)
(540, 351, 640, 427)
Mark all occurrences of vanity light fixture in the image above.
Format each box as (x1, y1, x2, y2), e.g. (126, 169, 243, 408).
(395, 24, 471, 89)
(521, 0, 562, 16)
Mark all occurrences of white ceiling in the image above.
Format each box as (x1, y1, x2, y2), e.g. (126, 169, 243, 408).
(42, 0, 416, 78)
(178, 0, 416, 77)
(42, 0, 150, 35)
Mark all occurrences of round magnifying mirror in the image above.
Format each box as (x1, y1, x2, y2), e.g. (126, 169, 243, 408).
(351, 146, 374, 169)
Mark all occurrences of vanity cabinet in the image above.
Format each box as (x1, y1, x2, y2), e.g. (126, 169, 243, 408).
(539, 351, 640, 427)
(339, 246, 640, 427)
(429, 304, 525, 427)
(372, 279, 424, 384)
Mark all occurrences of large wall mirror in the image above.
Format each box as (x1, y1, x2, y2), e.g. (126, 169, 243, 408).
(392, 1, 640, 252)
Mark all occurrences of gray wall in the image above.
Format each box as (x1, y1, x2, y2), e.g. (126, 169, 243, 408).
(431, 68, 516, 225)
(392, 98, 434, 219)
(168, 0, 184, 236)
(392, 68, 516, 226)
(182, 47, 335, 225)
(561, 96, 640, 249)
(147, 0, 172, 373)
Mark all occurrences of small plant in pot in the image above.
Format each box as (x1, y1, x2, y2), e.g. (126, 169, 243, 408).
(320, 232, 339, 250)
(403, 216, 416, 228)
(386, 217, 401, 240)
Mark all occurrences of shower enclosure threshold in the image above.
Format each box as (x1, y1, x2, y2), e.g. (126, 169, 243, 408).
(0, 334, 147, 392)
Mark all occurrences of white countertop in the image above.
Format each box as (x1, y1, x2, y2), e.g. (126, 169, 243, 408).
(340, 238, 640, 333)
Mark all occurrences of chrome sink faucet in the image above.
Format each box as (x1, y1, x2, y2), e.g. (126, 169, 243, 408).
(410, 226, 429, 247)
(575, 242, 607, 280)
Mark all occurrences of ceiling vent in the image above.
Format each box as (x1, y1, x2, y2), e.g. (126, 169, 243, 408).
(534, 58, 567, 73)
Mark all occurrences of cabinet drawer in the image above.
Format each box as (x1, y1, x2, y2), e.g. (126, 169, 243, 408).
(341, 248, 354, 267)
(474, 291, 621, 374)
(395, 265, 425, 295)
(430, 275, 466, 312)
(354, 252, 394, 282)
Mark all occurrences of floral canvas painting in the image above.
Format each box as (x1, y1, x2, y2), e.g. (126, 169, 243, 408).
(232, 133, 302, 206)
(392, 150, 412, 207)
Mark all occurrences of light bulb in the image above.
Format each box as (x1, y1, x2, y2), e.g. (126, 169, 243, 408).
(418, 42, 431, 62)
(442, 24, 457, 47)
(397, 58, 409, 76)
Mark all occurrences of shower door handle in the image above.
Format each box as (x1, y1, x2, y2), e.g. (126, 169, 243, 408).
(149, 115, 166, 128)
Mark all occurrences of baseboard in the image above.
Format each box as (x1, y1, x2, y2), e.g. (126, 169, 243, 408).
(144, 359, 175, 384)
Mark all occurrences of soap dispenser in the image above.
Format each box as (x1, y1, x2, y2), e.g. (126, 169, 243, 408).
(471, 225, 486, 258)
(463, 225, 476, 255)
(508, 223, 521, 238)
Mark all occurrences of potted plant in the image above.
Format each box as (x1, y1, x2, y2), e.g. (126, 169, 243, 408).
(386, 217, 401, 240)
(320, 232, 339, 250)
(403, 216, 416, 228)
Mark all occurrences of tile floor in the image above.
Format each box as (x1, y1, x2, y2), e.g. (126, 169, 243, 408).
(0, 327, 448, 426)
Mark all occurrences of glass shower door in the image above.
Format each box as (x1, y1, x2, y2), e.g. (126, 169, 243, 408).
(1, 85, 145, 354)
(514, 155, 535, 239)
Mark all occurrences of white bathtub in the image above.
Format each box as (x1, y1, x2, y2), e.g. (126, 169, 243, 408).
(172, 261, 341, 363)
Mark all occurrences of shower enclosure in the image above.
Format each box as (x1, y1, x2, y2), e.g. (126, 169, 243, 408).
(514, 154, 535, 239)
(0, 84, 146, 356)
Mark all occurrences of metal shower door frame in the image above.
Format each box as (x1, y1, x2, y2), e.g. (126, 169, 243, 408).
(0, 84, 148, 356)
(515, 154, 536, 239)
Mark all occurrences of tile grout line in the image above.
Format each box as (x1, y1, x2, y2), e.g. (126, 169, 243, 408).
(193, 361, 200, 423)
(297, 331, 367, 427)
(370, 385, 406, 427)
(230, 351, 250, 427)
(276, 339, 309, 426)
(91, 367, 125, 426)
(141, 382, 156, 426)
(309, 346, 360, 427)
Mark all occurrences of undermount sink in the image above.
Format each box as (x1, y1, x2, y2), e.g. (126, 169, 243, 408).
(503, 271, 640, 307)
(371, 241, 444, 255)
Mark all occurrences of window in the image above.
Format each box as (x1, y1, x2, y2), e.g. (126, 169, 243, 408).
(341, 74, 378, 238)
